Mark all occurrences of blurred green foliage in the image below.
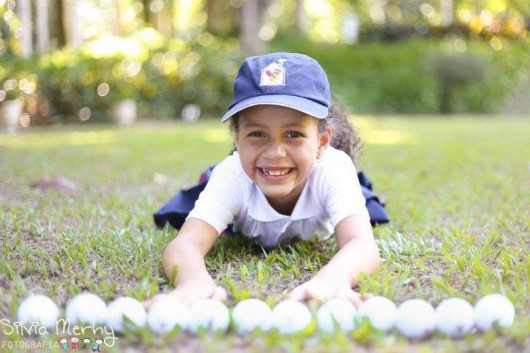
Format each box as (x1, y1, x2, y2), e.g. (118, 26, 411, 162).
(0, 30, 241, 123)
(2, 0, 530, 122)
(271, 36, 530, 114)
(426, 52, 487, 113)
(1, 33, 529, 121)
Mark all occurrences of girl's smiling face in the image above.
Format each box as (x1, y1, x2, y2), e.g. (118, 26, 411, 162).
(235, 105, 330, 214)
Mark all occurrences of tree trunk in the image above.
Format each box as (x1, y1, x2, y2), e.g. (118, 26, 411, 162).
(440, 83, 452, 114)
(239, 0, 261, 55)
(472, 0, 480, 17)
(53, 0, 67, 47)
(66, 0, 81, 47)
(141, 0, 153, 27)
(440, 0, 454, 27)
(206, 0, 234, 36)
(167, 0, 174, 37)
(156, 0, 172, 36)
(295, 0, 305, 35)
(114, 0, 121, 36)
(18, 0, 33, 57)
(36, 0, 50, 53)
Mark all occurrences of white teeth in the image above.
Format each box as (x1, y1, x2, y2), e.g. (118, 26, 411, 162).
(261, 168, 290, 176)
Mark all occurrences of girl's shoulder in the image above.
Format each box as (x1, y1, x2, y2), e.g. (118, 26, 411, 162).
(319, 146, 355, 169)
(211, 151, 253, 189)
(311, 147, 357, 190)
(215, 151, 244, 173)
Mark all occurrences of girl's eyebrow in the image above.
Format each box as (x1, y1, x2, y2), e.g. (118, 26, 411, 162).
(241, 121, 265, 129)
(283, 122, 306, 128)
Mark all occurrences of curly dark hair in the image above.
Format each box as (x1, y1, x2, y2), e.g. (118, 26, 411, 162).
(228, 104, 362, 163)
(319, 104, 362, 163)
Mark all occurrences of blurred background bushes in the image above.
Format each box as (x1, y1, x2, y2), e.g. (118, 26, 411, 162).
(271, 36, 529, 114)
(1, 31, 240, 124)
(0, 0, 529, 123)
(1, 35, 528, 121)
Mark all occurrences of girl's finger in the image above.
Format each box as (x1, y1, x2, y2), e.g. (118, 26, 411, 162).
(143, 293, 167, 311)
(211, 286, 228, 301)
(337, 289, 363, 308)
(288, 285, 310, 301)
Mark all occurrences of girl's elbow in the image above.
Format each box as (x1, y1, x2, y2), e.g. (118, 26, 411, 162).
(373, 251, 381, 270)
(371, 242, 382, 271)
(162, 236, 184, 266)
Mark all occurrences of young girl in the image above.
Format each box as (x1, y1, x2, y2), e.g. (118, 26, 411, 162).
(150, 53, 381, 307)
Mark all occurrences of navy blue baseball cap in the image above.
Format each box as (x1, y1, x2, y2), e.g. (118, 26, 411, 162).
(220, 52, 331, 122)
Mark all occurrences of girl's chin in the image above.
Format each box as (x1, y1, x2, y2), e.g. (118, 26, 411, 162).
(258, 184, 291, 198)
(258, 183, 302, 201)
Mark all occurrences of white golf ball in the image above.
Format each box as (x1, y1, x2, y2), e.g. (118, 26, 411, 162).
(474, 294, 515, 331)
(232, 299, 273, 334)
(358, 296, 398, 331)
(316, 298, 357, 333)
(147, 297, 190, 335)
(188, 299, 230, 333)
(66, 292, 108, 325)
(17, 294, 60, 329)
(435, 298, 475, 337)
(271, 300, 312, 335)
(105, 297, 147, 332)
(396, 299, 436, 339)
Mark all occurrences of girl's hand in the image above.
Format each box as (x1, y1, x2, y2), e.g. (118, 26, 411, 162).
(288, 215, 379, 308)
(288, 274, 364, 308)
(144, 280, 227, 310)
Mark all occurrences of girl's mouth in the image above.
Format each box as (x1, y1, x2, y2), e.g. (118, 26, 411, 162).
(259, 168, 292, 176)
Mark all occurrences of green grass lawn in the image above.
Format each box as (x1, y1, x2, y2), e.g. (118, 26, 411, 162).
(0, 116, 529, 352)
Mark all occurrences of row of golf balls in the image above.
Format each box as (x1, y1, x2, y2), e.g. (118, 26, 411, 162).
(17, 293, 514, 339)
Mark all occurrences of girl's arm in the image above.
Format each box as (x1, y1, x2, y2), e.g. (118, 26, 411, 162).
(289, 214, 380, 306)
(145, 218, 226, 308)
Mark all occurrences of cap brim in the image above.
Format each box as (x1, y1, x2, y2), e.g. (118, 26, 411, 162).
(220, 95, 329, 122)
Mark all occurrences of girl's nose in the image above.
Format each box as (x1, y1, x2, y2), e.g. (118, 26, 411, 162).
(265, 141, 286, 158)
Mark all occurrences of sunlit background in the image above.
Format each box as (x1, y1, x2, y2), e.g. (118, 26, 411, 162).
(0, 0, 528, 129)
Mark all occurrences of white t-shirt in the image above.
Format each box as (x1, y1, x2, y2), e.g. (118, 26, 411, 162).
(187, 146, 368, 248)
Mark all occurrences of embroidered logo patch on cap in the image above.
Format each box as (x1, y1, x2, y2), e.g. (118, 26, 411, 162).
(260, 59, 287, 86)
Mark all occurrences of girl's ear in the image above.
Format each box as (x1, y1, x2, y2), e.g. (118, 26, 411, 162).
(318, 128, 332, 158)
(234, 131, 240, 151)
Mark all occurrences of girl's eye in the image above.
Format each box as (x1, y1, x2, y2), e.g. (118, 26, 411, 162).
(247, 131, 265, 138)
(285, 131, 303, 138)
